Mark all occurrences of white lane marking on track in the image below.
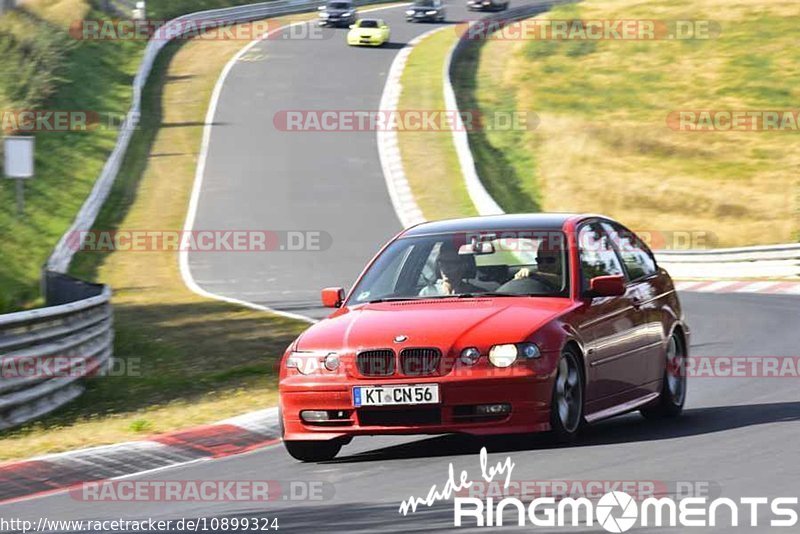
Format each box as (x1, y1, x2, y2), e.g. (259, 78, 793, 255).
(179, 4, 410, 325)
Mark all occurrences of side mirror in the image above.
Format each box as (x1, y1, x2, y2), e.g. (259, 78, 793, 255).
(588, 275, 625, 297)
(321, 287, 345, 308)
(349, 24, 356, 28)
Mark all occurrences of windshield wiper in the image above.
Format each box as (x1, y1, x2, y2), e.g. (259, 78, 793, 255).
(454, 292, 517, 298)
(365, 297, 422, 303)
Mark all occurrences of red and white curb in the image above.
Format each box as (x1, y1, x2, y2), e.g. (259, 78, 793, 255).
(0, 408, 281, 504)
(675, 280, 800, 295)
(377, 26, 447, 229)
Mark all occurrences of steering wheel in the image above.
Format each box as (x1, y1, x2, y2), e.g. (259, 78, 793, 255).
(526, 272, 560, 291)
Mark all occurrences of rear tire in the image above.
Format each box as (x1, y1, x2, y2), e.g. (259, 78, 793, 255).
(284, 440, 342, 462)
(549, 348, 584, 444)
(641, 331, 686, 419)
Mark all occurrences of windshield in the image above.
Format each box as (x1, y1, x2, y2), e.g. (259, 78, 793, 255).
(348, 230, 569, 304)
(359, 19, 379, 28)
(413, 0, 435, 6)
(327, 1, 351, 9)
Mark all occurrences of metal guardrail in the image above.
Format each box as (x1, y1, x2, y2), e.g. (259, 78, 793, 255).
(445, 5, 800, 280)
(0, 273, 113, 430)
(654, 244, 800, 279)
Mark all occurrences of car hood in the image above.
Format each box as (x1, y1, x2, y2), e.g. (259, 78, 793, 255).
(324, 8, 351, 15)
(296, 297, 575, 353)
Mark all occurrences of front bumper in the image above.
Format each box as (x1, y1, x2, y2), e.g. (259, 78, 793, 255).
(406, 11, 440, 21)
(467, 1, 501, 9)
(280, 373, 554, 441)
(319, 15, 355, 26)
(347, 36, 385, 46)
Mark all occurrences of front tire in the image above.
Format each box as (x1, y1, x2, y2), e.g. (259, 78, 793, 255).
(641, 331, 686, 419)
(549, 348, 584, 444)
(284, 440, 342, 462)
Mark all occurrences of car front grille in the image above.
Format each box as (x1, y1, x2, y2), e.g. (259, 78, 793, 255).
(400, 347, 441, 376)
(356, 349, 395, 376)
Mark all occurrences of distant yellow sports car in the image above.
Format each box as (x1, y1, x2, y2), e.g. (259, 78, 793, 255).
(346, 18, 390, 46)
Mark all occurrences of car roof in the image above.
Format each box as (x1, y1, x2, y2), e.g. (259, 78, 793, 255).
(401, 213, 597, 236)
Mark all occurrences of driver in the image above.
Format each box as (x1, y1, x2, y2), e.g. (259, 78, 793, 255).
(513, 241, 563, 286)
(419, 241, 483, 296)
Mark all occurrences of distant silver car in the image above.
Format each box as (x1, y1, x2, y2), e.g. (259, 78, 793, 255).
(406, 0, 446, 22)
(466, 0, 508, 10)
(318, 0, 357, 27)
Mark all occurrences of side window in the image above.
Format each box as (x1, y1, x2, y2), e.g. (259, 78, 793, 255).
(602, 222, 657, 280)
(577, 223, 623, 292)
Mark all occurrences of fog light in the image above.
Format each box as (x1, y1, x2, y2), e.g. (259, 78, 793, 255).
(476, 403, 511, 415)
(300, 410, 329, 422)
(324, 353, 340, 371)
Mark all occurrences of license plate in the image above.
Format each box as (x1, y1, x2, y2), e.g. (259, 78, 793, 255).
(353, 384, 439, 407)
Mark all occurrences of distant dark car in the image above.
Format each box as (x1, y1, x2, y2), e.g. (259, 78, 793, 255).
(467, 0, 508, 10)
(318, 0, 357, 27)
(406, 0, 446, 22)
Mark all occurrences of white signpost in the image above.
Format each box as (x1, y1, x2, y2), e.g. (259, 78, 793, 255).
(3, 136, 35, 217)
(132, 1, 146, 20)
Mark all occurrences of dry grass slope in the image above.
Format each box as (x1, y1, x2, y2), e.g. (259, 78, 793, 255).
(469, 0, 800, 246)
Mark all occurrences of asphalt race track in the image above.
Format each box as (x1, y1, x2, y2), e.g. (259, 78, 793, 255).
(4, 3, 799, 532)
(4, 292, 800, 531)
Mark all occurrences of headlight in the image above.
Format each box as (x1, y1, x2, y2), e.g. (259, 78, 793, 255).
(341, 11, 352, 16)
(425, 10, 438, 14)
(320, 12, 330, 17)
(460, 347, 481, 365)
(286, 351, 337, 374)
(489, 344, 517, 368)
(406, 9, 415, 14)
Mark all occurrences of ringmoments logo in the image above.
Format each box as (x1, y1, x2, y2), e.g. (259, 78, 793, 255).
(398, 448, 800, 530)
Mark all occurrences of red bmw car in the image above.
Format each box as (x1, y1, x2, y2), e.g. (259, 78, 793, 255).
(279, 214, 689, 461)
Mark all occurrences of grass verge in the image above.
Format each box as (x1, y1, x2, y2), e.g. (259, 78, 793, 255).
(465, 0, 800, 246)
(0, 0, 144, 312)
(396, 27, 478, 221)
